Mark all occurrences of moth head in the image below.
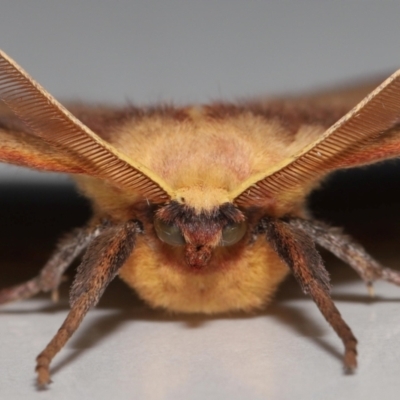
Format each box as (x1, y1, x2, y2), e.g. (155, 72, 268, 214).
(154, 201, 247, 268)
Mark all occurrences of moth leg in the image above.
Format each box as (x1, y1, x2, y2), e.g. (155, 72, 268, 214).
(290, 218, 400, 292)
(35, 220, 141, 387)
(259, 217, 357, 372)
(0, 225, 103, 305)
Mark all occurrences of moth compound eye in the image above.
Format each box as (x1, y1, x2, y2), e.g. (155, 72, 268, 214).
(220, 221, 247, 246)
(154, 218, 186, 246)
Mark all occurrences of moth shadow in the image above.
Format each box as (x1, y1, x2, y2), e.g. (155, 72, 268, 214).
(50, 264, 400, 379)
(3, 256, 400, 382)
(262, 264, 400, 367)
(49, 281, 328, 378)
(267, 302, 344, 364)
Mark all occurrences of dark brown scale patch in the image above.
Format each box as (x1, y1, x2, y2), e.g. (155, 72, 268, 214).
(157, 201, 245, 224)
(204, 101, 348, 136)
(66, 99, 348, 143)
(68, 103, 191, 141)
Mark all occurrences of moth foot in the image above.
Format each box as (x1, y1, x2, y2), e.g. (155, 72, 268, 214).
(36, 354, 52, 387)
(343, 349, 357, 374)
(367, 283, 375, 298)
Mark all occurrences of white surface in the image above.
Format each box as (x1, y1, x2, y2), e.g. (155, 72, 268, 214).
(1, 2, 400, 181)
(1, 263, 400, 399)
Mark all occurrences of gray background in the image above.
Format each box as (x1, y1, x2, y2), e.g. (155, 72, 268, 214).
(1, 1, 400, 182)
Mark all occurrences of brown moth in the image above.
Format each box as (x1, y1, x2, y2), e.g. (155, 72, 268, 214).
(1, 49, 400, 387)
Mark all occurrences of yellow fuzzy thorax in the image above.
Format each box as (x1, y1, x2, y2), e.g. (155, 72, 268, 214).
(77, 109, 325, 216)
(115, 112, 324, 190)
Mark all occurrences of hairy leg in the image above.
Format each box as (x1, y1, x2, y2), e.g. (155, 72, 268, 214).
(290, 218, 400, 291)
(259, 217, 357, 372)
(36, 219, 141, 387)
(0, 224, 104, 305)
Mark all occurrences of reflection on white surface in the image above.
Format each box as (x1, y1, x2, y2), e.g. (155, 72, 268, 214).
(1, 263, 400, 400)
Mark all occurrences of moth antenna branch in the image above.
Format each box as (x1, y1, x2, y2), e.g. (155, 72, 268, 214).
(0, 224, 103, 305)
(259, 217, 357, 373)
(35, 220, 141, 387)
(290, 218, 400, 289)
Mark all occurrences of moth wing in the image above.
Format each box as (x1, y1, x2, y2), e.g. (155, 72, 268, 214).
(0, 50, 172, 203)
(280, 78, 382, 109)
(0, 102, 88, 173)
(233, 70, 400, 206)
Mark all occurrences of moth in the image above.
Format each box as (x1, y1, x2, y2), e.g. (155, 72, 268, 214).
(1, 49, 400, 387)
